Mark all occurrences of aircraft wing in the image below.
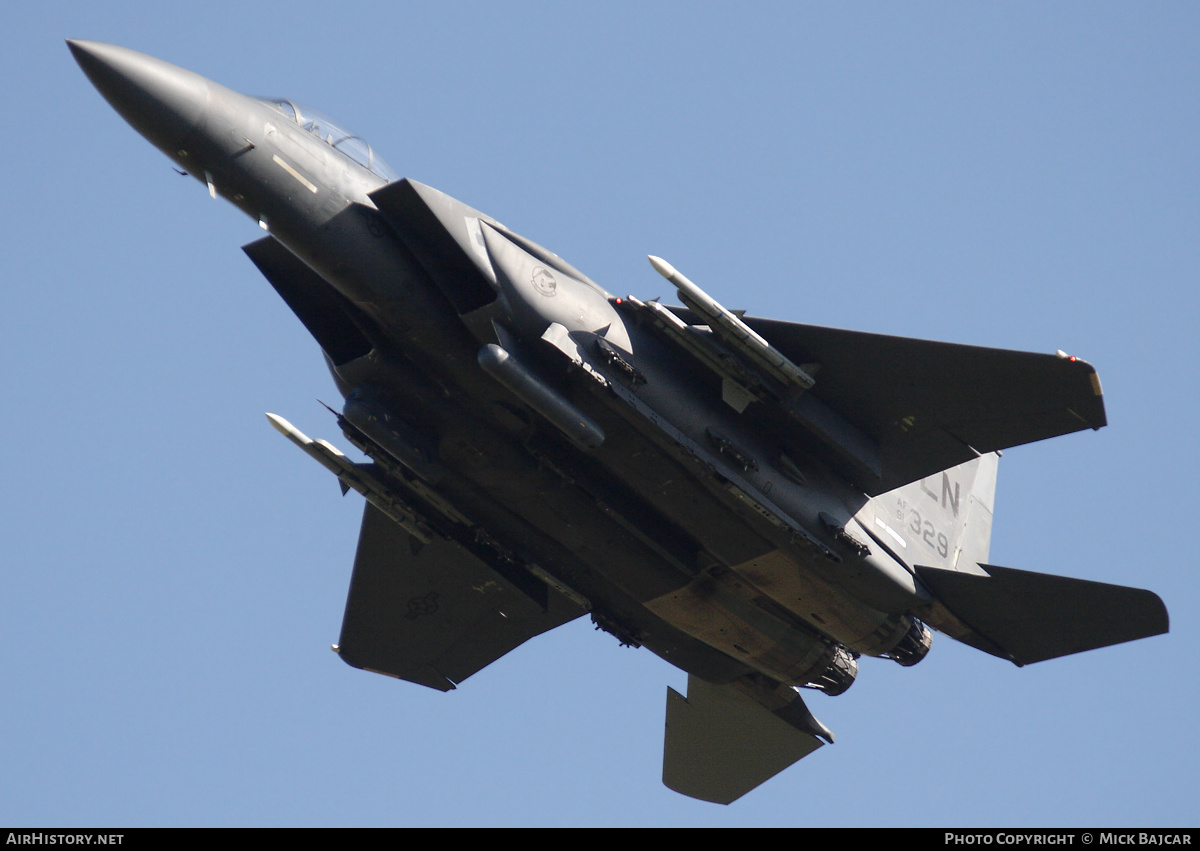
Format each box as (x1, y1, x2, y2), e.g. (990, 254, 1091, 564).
(737, 315, 1106, 494)
(365, 183, 1105, 496)
(337, 503, 588, 690)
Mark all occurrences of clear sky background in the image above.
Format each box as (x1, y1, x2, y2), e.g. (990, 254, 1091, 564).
(3, 1, 1197, 828)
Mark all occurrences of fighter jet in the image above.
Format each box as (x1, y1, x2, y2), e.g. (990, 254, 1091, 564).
(70, 40, 1168, 804)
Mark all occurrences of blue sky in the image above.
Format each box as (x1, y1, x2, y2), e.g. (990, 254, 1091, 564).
(2, 2, 1197, 827)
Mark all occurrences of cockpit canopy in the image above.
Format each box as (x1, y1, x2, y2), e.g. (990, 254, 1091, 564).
(261, 98, 397, 182)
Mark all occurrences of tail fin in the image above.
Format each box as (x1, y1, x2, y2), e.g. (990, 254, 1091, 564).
(872, 454, 1168, 664)
(864, 451, 999, 574)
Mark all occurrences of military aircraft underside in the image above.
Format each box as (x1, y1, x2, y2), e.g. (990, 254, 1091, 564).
(71, 40, 1168, 804)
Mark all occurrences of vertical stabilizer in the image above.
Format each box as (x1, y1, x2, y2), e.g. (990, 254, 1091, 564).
(860, 452, 999, 575)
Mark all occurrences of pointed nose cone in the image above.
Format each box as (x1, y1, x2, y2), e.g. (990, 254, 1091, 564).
(68, 40, 209, 156)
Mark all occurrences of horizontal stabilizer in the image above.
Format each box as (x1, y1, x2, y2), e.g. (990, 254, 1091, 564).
(663, 675, 829, 804)
(338, 503, 587, 690)
(917, 564, 1168, 666)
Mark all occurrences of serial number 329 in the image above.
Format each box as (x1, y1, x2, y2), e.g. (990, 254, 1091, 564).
(909, 509, 950, 558)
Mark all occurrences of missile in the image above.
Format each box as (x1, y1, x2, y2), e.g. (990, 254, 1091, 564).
(648, 255, 816, 393)
(267, 412, 355, 478)
(266, 413, 433, 543)
(629, 262, 882, 482)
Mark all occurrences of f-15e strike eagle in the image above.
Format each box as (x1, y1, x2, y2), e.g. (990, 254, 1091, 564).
(71, 39, 1167, 804)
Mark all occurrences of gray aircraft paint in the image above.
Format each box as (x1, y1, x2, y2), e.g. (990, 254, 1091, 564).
(70, 40, 1168, 805)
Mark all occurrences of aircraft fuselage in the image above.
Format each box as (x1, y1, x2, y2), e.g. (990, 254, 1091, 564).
(71, 39, 928, 693)
(74, 39, 1166, 803)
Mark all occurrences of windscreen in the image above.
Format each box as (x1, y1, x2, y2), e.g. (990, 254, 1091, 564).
(261, 98, 397, 182)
